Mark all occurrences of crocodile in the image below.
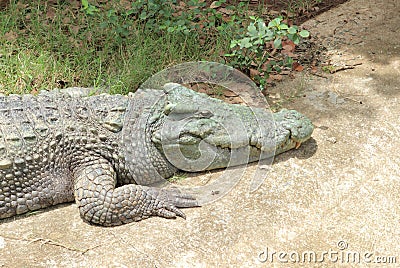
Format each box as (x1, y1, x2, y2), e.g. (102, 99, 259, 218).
(0, 83, 313, 226)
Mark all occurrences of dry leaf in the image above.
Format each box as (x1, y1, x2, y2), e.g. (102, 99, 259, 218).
(249, 68, 261, 78)
(223, 90, 239, 97)
(219, 8, 234, 15)
(194, 83, 209, 94)
(221, 15, 231, 22)
(293, 62, 304, 72)
(269, 74, 283, 81)
(282, 45, 293, 51)
(282, 40, 295, 51)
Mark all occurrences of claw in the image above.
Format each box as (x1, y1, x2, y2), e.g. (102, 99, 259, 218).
(171, 206, 186, 219)
(149, 187, 199, 220)
(157, 206, 186, 219)
(295, 141, 302, 149)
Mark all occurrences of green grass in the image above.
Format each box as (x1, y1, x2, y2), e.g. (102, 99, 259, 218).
(0, 1, 231, 94)
(0, 0, 318, 95)
(167, 172, 188, 183)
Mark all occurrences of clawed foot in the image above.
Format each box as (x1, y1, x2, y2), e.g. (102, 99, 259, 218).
(147, 187, 199, 219)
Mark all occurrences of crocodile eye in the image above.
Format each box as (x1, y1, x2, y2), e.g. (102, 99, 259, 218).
(164, 102, 175, 115)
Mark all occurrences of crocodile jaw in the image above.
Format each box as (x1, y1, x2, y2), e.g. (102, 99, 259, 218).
(151, 83, 314, 172)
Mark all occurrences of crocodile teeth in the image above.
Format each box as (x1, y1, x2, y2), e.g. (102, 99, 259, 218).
(295, 141, 302, 149)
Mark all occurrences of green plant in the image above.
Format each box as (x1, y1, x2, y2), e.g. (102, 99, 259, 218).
(225, 16, 310, 89)
(168, 172, 188, 183)
(83, 0, 246, 42)
(81, 0, 98, 15)
(322, 65, 335, 73)
(0, 1, 239, 94)
(2, 0, 314, 96)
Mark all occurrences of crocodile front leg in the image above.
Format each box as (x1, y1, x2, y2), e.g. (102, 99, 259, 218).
(73, 157, 198, 226)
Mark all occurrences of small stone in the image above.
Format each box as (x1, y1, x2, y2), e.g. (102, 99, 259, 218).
(327, 137, 337, 144)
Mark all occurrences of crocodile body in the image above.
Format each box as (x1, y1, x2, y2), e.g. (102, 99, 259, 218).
(0, 83, 313, 226)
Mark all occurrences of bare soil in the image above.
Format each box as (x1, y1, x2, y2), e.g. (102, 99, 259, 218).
(1, 0, 400, 267)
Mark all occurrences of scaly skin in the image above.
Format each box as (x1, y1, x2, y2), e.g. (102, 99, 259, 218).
(0, 84, 313, 226)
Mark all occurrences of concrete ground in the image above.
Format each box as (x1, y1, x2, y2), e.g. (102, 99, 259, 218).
(0, 0, 399, 267)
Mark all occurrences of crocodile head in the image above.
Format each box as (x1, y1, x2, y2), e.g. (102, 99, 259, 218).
(150, 83, 313, 172)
